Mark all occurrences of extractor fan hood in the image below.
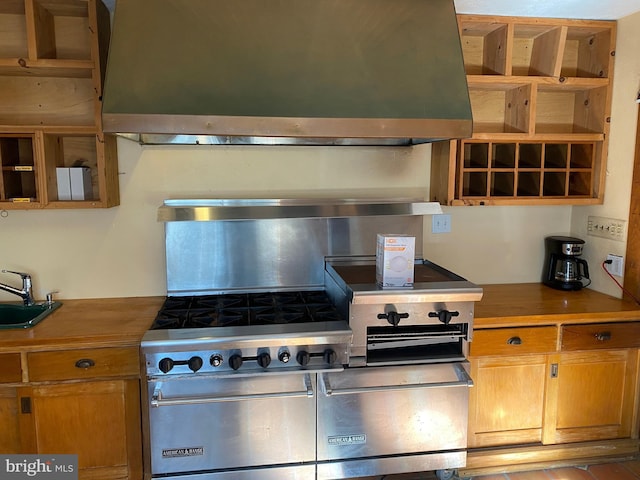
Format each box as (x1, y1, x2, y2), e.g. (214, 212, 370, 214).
(102, 0, 472, 146)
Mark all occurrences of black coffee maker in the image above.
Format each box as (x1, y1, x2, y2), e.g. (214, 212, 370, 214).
(543, 236, 591, 290)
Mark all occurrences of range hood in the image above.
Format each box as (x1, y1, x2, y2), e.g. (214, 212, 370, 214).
(102, 0, 472, 146)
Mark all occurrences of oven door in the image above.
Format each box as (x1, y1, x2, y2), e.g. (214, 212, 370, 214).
(146, 372, 316, 477)
(316, 363, 472, 480)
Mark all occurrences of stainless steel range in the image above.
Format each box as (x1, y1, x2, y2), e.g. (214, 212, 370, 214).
(141, 199, 483, 480)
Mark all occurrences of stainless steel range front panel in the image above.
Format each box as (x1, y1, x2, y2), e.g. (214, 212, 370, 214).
(147, 372, 316, 476)
(346, 301, 474, 362)
(316, 363, 471, 479)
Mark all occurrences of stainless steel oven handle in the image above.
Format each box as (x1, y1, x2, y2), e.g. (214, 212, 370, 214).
(303, 372, 314, 397)
(151, 373, 314, 407)
(320, 364, 473, 396)
(151, 381, 163, 406)
(322, 374, 333, 395)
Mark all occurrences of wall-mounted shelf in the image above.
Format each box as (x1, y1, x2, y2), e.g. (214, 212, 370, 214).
(0, 0, 118, 209)
(431, 15, 615, 206)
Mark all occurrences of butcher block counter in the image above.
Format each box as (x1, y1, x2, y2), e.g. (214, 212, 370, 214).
(475, 283, 640, 328)
(0, 296, 164, 352)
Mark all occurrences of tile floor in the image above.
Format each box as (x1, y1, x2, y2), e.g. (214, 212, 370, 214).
(361, 459, 640, 479)
(467, 459, 640, 480)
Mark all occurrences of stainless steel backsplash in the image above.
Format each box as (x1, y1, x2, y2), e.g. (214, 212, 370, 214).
(162, 200, 430, 295)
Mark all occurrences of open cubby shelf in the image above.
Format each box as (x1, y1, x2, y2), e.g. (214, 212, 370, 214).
(0, 0, 118, 209)
(0, 135, 37, 203)
(457, 140, 596, 200)
(431, 15, 614, 206)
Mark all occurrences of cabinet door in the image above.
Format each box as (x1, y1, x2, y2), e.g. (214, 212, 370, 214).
(0, 386, 21, 453)
(21, 379, 142, 480)
(543, 350, 639, 444)
(468, 355, 549, 447)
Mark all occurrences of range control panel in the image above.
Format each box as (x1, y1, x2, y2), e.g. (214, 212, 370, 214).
(145, 344, 349, 377)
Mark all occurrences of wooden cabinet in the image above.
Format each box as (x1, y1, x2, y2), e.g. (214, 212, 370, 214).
(469, 354, 549, 447)
(0, 386, 21, 453)
(20, 379, 142, 479)
(0, 0, 119, 209)
(26, 346, 140, 381)
(561, 322, 640, 350)
(468, 326, 557, 447)
(545, 349, 639, 444)
(468, 323, 640, 449)
(0, 353, 22, 454)
(431, 15, 615, 206)
(0, 347, 142, 480)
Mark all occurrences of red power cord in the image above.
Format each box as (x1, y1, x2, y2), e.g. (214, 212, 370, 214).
(601, 260, 640, 305)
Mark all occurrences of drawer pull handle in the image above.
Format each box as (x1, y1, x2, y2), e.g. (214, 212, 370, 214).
(507, 336, 522, 345)
(75, 358, 96, 369)
(595, 332, 611, 341)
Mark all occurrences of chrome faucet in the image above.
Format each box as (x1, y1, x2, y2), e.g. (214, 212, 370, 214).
(0, 270, 35, 306)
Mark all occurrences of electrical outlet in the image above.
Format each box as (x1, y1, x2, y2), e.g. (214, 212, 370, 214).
(432, 214, 451, 234)
(587, 216, 626, 241)
(606, 254, 624, 277)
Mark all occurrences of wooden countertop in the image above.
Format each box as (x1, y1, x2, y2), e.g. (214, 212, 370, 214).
(1, 285, 640, 352)
(0, 296, 164, 352)
(476, 283, 640, 328)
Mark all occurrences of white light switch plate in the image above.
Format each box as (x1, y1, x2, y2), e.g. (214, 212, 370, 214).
(432, 214, 451, 234)
(587, 216, 626, 241)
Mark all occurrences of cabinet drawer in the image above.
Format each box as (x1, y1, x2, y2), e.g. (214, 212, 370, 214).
(561, 322, 640, 351)
(27, 347, 140, 382)
(470, 326, 558, 356)
(0, 353, 21, 383)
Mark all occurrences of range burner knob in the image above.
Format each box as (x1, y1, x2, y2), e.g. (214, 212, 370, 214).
(278, 351, 291, 363)
(428, 309, 460, 325)
(323, 349, 338, 365)
(158, 357, 174, 374)
(377, 310, 409, 326)
(210, 354, 223, 367)
(296, 350, 310, 366)
(257, 352, 271, 368)
(229, 354, 243, 371)
(188, 356, 203, 372)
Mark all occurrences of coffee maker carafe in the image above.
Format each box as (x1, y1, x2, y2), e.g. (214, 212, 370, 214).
(543, 236, 591, 290)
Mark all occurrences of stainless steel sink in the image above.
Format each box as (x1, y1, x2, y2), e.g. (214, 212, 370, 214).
(0, 302, 62, 329)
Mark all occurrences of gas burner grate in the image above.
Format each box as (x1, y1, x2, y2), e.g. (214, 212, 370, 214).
(151, 291, 342, 329)
(193, 295, 249, 310)
(253, 310, 310, 324)
(307, 305, 343, 322)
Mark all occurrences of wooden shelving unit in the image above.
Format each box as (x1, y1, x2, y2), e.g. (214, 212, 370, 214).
(431, 15, 616, 206)
(0, 0, 118, 209)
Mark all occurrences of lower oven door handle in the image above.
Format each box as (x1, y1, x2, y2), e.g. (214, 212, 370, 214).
(151, 374, 314, 407)
(320, 364, 473, 396)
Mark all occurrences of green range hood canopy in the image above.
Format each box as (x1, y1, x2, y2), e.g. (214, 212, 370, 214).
(102, 0, 472, 146)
